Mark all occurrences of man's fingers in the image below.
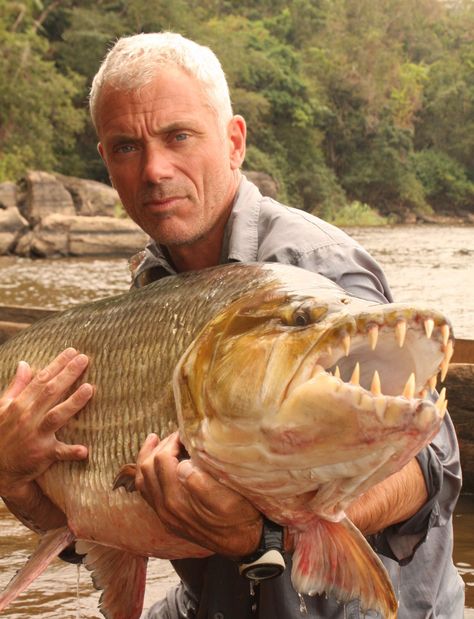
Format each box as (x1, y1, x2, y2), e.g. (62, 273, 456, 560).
(2, 361, 32, 401)
(54, 442, 88, 462)
(136, 433, 160, 466)
(39, 383, 93, 433)
(20, 352, 89, 411)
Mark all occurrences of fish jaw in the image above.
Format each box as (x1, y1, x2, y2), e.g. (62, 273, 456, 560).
(177, 293, 452, 485)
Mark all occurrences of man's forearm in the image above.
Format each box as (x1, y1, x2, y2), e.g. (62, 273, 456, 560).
(346, 458, 428, 535)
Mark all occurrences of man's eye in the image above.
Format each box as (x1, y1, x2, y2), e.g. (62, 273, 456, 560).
(175, 133, 189, 142)
(114, 144, 137, 154)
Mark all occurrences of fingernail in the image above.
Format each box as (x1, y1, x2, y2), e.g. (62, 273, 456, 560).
(17, 360, 30, 372)
(73, 354, 89, 368)
(78, 383, 93, 397)
(177, 460, 194, 481)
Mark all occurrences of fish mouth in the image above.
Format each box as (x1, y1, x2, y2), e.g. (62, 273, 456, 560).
(285, 309, 453, 419)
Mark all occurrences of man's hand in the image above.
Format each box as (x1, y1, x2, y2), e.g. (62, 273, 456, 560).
(0, 348, 92, 500)
(135, 432, 263, 558)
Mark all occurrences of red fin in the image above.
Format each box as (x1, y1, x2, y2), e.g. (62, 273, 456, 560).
(291, 517, 398, 618)
(112, 463, 137, 492)
(0, 526, 75, 611)
(76, 541, 148, 619)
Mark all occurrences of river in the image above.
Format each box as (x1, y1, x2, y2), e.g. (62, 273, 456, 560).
(0, 224, 473, 617)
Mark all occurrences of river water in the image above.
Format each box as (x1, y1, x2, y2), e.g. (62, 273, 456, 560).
(0, 224, 473, 617)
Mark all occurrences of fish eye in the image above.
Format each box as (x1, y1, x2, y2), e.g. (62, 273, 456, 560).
(294, 310, 311, 327)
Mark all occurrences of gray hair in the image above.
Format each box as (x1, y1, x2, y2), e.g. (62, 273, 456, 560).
(89, 32, 233, 131)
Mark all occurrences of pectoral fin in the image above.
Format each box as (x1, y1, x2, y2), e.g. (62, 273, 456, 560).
(291, 517, 398, 618)
(112, 463, 137, 492)
(0, 526, 75, 611)
(76, 540, 148, 619)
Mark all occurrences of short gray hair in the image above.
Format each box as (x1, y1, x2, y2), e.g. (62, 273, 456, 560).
(89, 32, 233, 131)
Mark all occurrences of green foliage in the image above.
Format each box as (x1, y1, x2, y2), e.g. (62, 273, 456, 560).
(411, 150, 474, 212)
(0, 1, 86, 182)
(326, 201, 390, 227)
(1, 0, 474, 218)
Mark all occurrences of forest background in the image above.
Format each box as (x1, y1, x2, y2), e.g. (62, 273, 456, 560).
(1, 0, 474, 225)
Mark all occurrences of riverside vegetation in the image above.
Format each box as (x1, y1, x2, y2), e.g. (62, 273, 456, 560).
(1, 0, 474, 225)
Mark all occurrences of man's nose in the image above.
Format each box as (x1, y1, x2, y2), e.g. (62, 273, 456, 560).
(142, 144, 174, 183)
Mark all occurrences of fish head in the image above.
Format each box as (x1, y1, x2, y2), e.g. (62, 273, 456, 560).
(174, 265, 453, 498)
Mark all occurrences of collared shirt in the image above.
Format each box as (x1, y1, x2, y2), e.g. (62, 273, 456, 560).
(137, 176, 464, 619)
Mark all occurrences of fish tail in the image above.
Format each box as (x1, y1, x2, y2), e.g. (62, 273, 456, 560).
(76, 540, 148, 619)
(291, 517, 398, 618)
(0, 526, 75, 611)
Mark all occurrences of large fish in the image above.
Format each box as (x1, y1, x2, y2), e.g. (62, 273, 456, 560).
(0, 263, 453, 619)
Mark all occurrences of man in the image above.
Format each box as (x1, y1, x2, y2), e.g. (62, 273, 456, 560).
(0, 32, 464, 618)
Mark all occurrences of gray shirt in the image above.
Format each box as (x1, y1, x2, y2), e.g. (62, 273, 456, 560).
(135, 175, 464, 619)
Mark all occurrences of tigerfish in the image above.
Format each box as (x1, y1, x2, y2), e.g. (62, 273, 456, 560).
(0, 262, 453, 619)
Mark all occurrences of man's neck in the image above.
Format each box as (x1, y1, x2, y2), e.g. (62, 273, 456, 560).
(167, 240, 223, 273)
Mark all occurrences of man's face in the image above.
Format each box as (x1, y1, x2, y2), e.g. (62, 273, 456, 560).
(96, 66, 245, 249)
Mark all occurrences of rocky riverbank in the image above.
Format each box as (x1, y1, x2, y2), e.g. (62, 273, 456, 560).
(0, 171, 148, 257)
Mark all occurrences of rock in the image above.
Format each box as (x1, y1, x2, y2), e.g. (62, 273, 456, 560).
(0, 182, 17, 210)
(23, 214, 148, 257)
(29, 213, 74, 257)
(54, 174, 121, 217)
(0, 208, 29, 254)
(69, 216, 148, 256)
(24, 171, 76, 224)
(244, 171, 279, 199)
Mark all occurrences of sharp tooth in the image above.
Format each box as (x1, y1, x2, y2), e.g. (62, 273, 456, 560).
(435, 387, 447, 415)
(375, 397, 387, 420)
(350, 362, 360, 385)
(342, 334, 351, 356)
(368, 325, 379, 351)
(429, 375, 437, 392)
(402, 373, 415, 399)
(441, 324, 450, 347)
(334, 365, 341, 379)
(370, 370, 381, 396)
(440, 358, 449, 382)
(396, 320, 407, 348)
(424, 318, 434, 339)
(440, 341, 453, 382)
(445, 339, 454, 362)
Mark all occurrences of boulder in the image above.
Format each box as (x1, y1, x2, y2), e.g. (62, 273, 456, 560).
(69, 216, 148, 256)
(0, 207, 29, 254)
(24, 171, 76, 224)
(0, 182, 17, 210)
(29, 213, 75, 257)
(55, 174, 121, 217)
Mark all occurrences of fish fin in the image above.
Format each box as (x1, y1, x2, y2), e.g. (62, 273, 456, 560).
(291, 517, 398, 619)
(76, 541, 148, 619)
(0, 526, 75, 611)
(112, 463, 137, 492)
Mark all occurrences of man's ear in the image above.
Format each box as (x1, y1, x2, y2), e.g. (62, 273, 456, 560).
(228, 115, 246, 170)
(97, 142, 105, 162)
